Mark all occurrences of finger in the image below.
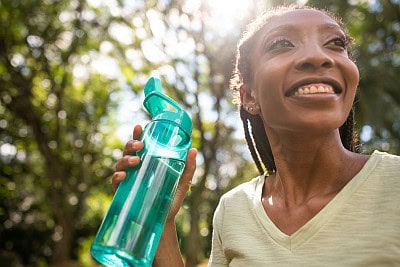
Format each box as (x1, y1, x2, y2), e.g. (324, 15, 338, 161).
(115, 155, 141, 171)
(132, 125, 143, 140)
(122, 140, 144, 156)
(112, 171, 126, 193)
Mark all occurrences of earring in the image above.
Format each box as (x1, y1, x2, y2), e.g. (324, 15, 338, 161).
(246, 106, 254, 112)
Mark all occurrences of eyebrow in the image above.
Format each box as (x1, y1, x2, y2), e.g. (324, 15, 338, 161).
(264, 22, 344, 36)
(260, 22, 345, 48)
(263, 24, 297, 36)
(319, 22, 344, 32)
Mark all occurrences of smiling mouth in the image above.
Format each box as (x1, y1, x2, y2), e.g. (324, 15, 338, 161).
(286, 81, 342, 97)
(294, 84, 334, 96)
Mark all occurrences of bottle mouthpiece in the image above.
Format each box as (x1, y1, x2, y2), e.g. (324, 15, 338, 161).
(143, 77, 192, 136)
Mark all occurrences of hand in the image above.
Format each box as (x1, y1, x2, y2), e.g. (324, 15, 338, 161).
(112, 125, 144, 193)
(112, 124, 197, 222)
(167, 146, 197, 223)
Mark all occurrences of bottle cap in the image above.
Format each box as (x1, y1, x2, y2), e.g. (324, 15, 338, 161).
(143, 77, 193, 136)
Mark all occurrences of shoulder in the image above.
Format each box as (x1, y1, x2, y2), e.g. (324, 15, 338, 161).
(372, 150, 400, 161)
(370, 150, 400, 174)
(220, 175, 263, 202)
(361, 150, 400, 196)
(213, 175, 264, 230)
(213, 175, 263, 218)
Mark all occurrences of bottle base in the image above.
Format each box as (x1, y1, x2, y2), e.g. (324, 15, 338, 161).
(91, 244, 151, 267)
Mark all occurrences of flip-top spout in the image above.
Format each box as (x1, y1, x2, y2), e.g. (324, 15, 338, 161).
(143, 77, 192, 136)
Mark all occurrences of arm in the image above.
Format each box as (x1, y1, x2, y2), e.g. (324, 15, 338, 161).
(152, 222, 184, 267)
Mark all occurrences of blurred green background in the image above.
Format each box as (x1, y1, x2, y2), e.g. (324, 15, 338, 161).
(0, 0, 399, 266)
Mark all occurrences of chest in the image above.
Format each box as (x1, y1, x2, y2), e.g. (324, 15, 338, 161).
(221, 198, 400, 265)
(261, 194, 335, 236)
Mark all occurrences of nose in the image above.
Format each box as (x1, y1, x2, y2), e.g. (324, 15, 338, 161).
(294, 44, 334, 71)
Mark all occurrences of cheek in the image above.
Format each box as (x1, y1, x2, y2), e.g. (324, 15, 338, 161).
(251, 62, 287, 121)
(345, 60, 360, 93)
(252, 62, 285, 100)
(256, 88, 286, 128)
(254, 82, 282, 116)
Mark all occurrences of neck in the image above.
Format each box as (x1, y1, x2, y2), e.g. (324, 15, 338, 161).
(264, 128, 367, 206)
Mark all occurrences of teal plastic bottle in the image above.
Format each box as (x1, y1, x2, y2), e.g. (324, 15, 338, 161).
(91, 77, 192, 267)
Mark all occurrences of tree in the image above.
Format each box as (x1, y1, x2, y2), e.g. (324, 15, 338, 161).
(0, 0, 129, 265)
(0, 0, 254, 265)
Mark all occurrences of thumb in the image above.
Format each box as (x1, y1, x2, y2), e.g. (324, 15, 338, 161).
(176, 148, 197, 200)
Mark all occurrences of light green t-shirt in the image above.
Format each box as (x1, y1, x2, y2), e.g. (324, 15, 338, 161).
(209, 151, 400, 266)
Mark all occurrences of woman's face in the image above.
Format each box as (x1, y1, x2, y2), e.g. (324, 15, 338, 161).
(246, 9, 359, 135)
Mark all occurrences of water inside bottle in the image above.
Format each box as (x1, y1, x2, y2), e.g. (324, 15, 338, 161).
(91, 155, 185, 267)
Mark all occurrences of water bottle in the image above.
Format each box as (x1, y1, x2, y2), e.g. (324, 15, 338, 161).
(91, 77, 193, 267)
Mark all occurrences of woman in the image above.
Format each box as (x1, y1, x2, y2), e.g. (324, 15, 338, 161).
(113, 5, 400, 266)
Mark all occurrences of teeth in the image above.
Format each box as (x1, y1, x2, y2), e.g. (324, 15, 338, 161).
(310, 86, 317, 93)
(295, 85, 334, 95)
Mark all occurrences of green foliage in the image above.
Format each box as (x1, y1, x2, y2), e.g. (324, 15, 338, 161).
(0, 0, 399, 266)
(0, 0, 126, 265)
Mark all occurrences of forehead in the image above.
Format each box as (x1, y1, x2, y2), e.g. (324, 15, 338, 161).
(264, 9, 342, 33)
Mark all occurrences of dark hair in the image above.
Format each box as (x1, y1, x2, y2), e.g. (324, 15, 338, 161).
(230, 5, 359, 175)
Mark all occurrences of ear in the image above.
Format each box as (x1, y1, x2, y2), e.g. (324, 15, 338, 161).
(241, 85, 260, 115)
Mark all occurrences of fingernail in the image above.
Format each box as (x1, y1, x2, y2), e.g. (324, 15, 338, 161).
(128, 156, 137, 164)
(131, 141, 138, 149)
(132, 141, 142, 149)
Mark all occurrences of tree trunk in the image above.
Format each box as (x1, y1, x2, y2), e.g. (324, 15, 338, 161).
(48, 166, 76, 264)
(184, 197, 201, 267)
(51, 221, 75, 263)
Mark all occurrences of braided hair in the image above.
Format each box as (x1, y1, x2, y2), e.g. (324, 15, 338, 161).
(230, 5, 360, 175)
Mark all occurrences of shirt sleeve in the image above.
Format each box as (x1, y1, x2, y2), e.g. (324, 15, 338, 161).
(208, 197, 229, 267)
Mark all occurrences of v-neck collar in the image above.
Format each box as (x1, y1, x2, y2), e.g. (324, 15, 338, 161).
(252, 151, 381, 251)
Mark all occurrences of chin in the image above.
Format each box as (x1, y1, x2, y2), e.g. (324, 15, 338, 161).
(286, 118, 346, 134)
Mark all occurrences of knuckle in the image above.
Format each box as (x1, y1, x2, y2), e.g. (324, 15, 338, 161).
(123, 141, 134, 153)
(114, 161, 120, 171)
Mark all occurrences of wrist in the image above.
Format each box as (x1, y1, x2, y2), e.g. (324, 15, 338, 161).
(152, 222, 184, 267)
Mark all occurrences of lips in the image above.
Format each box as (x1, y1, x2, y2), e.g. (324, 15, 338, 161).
(285, 79, 342, 97)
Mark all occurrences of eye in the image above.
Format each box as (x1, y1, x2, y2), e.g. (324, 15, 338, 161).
(326, 36, 348, 50)
(267, 38, 294, 51)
